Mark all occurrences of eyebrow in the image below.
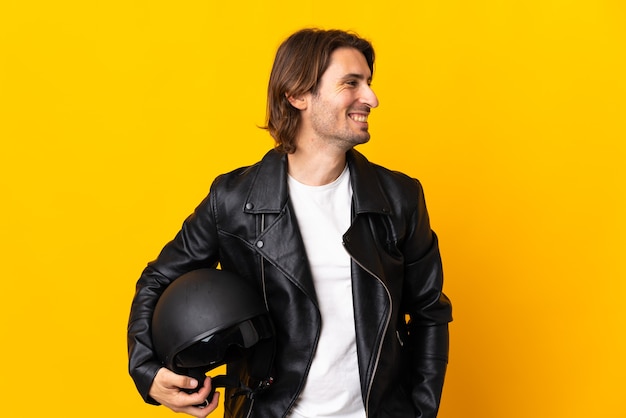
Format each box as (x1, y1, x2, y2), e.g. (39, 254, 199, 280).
(339, 73, 373, 82)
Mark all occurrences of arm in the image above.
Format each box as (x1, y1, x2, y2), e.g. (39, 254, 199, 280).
(127, 189, 221, 406)
(402, 181, 453, 418)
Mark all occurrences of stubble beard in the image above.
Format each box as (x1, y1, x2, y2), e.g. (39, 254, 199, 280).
(310, 100, 371, 151)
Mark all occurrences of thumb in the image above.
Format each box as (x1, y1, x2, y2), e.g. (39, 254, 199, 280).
(158, 367, 199, 390)
(179, 375, 199, 390)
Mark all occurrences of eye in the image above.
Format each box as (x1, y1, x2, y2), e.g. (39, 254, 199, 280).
(345, 80, 358, 87)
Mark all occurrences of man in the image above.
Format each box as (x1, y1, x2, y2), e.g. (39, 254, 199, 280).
(128, 28, 452, 418)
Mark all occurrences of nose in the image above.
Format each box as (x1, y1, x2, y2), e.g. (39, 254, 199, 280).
(361, 84, 379, 109)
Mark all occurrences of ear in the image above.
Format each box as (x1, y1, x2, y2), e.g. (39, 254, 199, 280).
(286, 93, 308, 110)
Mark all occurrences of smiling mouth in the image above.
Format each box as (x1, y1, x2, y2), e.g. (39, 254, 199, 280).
(349, 113, 369, 123)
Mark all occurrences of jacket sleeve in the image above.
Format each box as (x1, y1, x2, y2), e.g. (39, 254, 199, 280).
(402, 180, 453, 418)
(127, 187, 221, 404)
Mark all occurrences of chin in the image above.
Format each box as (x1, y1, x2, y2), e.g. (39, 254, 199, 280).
(351, 136, 370, 147)
(359, 131, 371, 142)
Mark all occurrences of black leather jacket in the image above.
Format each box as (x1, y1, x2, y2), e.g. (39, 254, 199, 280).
(128, 149, 452, 417)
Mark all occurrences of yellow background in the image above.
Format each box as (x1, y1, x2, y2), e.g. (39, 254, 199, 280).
(1, 1, 624, 417)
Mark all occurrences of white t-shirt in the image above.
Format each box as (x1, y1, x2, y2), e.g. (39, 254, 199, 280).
(286, 165, 366, 418)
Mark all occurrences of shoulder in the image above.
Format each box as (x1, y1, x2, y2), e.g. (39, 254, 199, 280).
(350, 149, 424, 202)
(373, 162, 422, 191)
(211, 161, 261, 191)
(207, 149, 288, 215)
(210, 149, 279, 191)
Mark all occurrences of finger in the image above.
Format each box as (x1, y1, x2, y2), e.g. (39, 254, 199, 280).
(206, 390, 220, 409)
(179, 375, 200, 390)
(186, 376, 213, 405)
(185, 378, 219, 416)
(150, 369, 206, 409)
(166, 371, 199, 391)
(173, 391, 219, 418)
(153, 367, 198, 391)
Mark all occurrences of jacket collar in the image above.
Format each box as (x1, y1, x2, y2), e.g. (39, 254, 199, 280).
(244, 149, 289, 214)
(346, 148, 392, 215)
(244, 148, 391, 215)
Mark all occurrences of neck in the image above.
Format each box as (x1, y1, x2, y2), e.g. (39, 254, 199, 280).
(287, 143, 348, 186)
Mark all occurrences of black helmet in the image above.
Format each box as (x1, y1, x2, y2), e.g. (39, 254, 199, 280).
(152, 268, 274, 398)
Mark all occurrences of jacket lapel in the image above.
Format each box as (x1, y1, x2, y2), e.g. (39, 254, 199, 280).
(243, 150, 318, 304)
(344, 149, 393, 283)
(344, 150, 400, 391)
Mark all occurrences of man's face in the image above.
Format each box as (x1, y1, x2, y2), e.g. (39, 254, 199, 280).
(303, 47, 379, 150)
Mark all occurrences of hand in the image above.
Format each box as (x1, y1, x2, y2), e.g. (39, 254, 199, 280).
(148, 367, 220, 418)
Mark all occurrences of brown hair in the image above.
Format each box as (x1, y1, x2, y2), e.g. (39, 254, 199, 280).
(262, 28, 375, 154)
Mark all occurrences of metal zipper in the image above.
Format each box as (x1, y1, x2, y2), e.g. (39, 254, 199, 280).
(243, 214, 266, 418)
(260, 214, 270, 311)
(348, 254, 393, 417)
(244, 398, 255, 418)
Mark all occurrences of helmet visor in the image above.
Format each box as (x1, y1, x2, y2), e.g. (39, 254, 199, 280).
(174, 315, 273, 370)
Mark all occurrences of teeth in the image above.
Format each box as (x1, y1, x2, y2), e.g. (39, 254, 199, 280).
(351, 114, 368, 122)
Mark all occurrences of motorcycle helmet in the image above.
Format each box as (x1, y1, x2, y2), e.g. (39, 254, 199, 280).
(151, 268, 274, 398)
